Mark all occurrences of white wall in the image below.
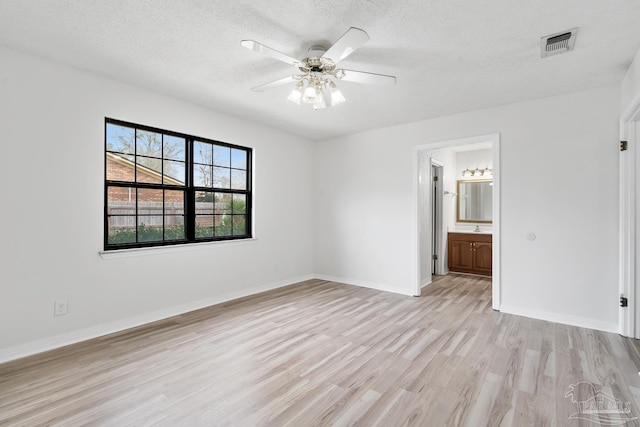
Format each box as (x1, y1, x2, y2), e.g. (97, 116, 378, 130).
(0, 47, 315, 361)
(314, 84, 620, 331)
(439, 151, 458, 236)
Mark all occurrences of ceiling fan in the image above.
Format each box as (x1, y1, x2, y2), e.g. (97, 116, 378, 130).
(241, 27, 396, 109)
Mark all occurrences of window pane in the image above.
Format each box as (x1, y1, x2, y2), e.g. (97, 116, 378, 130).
(215, 193, 232, 215)
(213, 166, 231, 189)
(215, 215, 232, 237)
(163, 160, 185, 185)
(231, 149, 247, 170)
(107, 216, 136, 244)
(195, 191, 214, 213)
(138, 188, 163, 203)
(138, 189, 163, 228)
(164, 190, 184, 210)
(232, 194, 246, 214)
(164, 215, 185, 240)
(194, 141, 212, 165)
(106, 123, 135, 154)
(232, 215, 246, 236)
(136, 130, 162, 158)
(194, 164, 212, 187)
(164, 135, 185, 161)
(138, 217, 163, 242)
(231, 169, 247, 190)
(106, 153, 135, 182)
(107, 187, 136, 212)
(137, 156, 162, 184)
(213, 145, 230, 167)
(195, 215, 214, 238)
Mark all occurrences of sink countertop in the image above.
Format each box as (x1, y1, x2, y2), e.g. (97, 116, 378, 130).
(449, 230, 493, 235)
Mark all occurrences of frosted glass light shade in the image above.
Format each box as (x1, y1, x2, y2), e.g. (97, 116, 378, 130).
(287, 86, 302, 105)
(313, 93, 327, 110)
(302, 85, 317, 103)
(330, 86, 346, 106)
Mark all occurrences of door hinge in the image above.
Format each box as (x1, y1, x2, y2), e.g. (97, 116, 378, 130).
(432, 254, 438, 260)
(621, 140, 628, 151)
(620, 295, 628, 307)
(433, 176, 438, 181)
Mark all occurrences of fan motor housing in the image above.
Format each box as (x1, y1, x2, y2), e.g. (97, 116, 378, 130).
(298, 45, 336, 74)
(300, 56, 336, 74)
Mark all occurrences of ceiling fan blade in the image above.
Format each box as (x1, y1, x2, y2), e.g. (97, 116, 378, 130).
(322, 27, 370, 64)
(251, 75, 297, 92)
(337, 69, 396, 86)
(241, 40, 302, 67)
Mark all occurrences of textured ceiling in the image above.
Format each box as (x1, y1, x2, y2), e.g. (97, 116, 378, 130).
(1, 1, 640, 140)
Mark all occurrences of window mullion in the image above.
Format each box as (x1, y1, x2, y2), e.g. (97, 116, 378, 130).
(186, 138, 195, 241)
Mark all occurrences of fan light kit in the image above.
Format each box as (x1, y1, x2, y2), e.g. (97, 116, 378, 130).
(241, 27, 396, 110)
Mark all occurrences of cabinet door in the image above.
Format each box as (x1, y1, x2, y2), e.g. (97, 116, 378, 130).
(449, 240, 474, 271)
(473, 242, 492, 275)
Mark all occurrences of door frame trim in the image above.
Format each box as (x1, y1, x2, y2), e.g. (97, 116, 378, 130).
(619, 92, 640, 337)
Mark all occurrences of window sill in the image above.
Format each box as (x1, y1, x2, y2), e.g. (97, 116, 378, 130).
(99, 238, 257, 260)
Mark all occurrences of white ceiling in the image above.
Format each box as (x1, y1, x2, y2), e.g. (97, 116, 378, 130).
(1, 1, 640, 141)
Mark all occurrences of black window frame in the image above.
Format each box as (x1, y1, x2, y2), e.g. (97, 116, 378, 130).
(104, 118, 252, 250)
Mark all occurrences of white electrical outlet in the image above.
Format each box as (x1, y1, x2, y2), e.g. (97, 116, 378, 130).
(54, 298, 68, 316)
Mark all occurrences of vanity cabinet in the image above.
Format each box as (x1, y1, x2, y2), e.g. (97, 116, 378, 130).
(447, 232, 492, 276)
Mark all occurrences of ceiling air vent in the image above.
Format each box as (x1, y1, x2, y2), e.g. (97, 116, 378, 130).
(541, 28, 577, 58)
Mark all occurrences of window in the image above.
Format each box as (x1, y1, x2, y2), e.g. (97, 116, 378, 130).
(105, 118, 252, 250)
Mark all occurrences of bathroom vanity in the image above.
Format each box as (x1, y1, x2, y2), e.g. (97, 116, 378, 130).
(447, 232, 492, 276)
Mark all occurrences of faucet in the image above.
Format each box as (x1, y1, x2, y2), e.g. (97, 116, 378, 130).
(474, 225, 481, 232)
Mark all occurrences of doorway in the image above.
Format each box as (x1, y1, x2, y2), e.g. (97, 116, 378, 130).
(414, 133, 501, 310)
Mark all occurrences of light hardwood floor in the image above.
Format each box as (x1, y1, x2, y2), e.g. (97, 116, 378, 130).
(2, 275, 640, 426)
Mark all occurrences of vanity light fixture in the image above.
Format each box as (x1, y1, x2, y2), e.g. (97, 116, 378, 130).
(462, 166, 493, 178)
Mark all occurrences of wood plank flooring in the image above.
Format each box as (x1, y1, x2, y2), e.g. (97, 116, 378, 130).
(2, 274, 640, 426)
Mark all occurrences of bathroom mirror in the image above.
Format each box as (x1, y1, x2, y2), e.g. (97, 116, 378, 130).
(457, 179, 493, 223)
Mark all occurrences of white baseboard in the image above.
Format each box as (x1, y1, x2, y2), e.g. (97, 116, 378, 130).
(315, 274, 416, 297)
(421, 278, 432, 288)
(499, 304, 618, 333)
(0, 274, 314, 364)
